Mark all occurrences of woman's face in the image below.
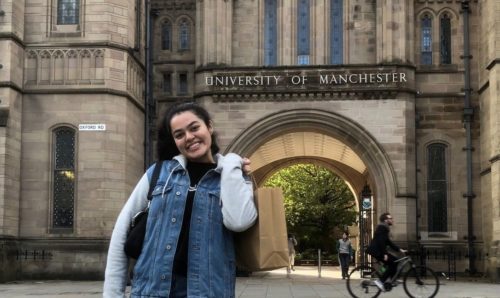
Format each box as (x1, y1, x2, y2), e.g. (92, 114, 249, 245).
(170, 111, 214, 163)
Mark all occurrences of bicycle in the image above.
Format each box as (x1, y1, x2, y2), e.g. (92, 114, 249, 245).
(346, 253, 439, 298)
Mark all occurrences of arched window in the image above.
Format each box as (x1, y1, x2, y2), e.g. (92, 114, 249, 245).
(264, 0, 278, 66)
(427, 143, 448, 232)
(440, 13, 451, 64)
(179, 18, 190, 50)
(162, 20, 172, 50)
(52, 126, 76, 230)
(57, 0, 79, 25)
(330, 0, 343, 65)
(421, 14, 432, 65)
(297, 0, 310, 65)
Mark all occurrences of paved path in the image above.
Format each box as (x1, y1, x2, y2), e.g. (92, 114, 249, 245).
(0, 266, 498, 297)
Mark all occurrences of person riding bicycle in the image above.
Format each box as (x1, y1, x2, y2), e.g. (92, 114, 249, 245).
(366, 212, 407, 291)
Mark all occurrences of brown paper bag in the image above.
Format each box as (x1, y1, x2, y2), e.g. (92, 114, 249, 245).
(234, 187, 289, 271)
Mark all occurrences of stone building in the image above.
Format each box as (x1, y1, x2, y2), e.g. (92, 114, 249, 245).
(1, 0, 499, 282)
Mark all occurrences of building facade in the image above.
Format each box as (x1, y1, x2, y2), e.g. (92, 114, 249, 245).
(1, 0, 499, 282)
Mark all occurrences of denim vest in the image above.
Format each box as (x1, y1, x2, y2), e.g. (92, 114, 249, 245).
(131, 159, 236, 298)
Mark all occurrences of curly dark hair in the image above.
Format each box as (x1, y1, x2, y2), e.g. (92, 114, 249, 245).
(379, 212, 391, 222)
(156, 102, 220, 160)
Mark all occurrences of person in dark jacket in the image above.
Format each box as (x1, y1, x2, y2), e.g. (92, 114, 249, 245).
(366, 212, 407, 291)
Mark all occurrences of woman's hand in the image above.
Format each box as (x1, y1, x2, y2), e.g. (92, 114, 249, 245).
(242, 157, 252, 175)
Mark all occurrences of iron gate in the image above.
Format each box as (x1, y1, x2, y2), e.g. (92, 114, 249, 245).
(358, 185, 373, 269)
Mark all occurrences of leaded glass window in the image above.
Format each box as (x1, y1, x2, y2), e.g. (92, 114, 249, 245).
(330, 0, 343, 64)
(421, 14, 432, 65)
(297, 0, 310, 65)
(57, 0, 79, 25)
(52, 127, 76, 229)
(427, 143, 448, 232)
(264, 0, 278, 66)
(179, 19, 190, 50)
(162, 21, 172, 50)
(440, 13, 451, 64)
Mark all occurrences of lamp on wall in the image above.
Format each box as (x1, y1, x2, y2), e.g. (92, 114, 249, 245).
(361, 184, 372, 211)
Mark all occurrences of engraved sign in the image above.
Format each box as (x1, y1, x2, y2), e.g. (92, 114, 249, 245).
(79, 124, 106, 131)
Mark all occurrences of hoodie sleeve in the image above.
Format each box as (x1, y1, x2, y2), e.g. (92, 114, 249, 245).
(220, 153, 258, 232)
(103, 172, 150, 298)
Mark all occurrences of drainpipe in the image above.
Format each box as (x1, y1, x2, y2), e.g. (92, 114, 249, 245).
(461, 0, 475, 274)
(144, 0, 153, 169)
(135, 0, 141, 51)
(415, 105, 421, 262)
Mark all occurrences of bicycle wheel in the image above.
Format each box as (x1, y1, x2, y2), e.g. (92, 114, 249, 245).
(346, 266, 382, 298)
(403, 266, 439, 298)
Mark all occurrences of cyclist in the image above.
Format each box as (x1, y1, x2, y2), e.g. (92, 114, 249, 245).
(366, 212, 407, 291)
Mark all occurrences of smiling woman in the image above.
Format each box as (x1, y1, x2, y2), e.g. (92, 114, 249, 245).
(169, 110, 215, 163)
(104, 102, 257, 298)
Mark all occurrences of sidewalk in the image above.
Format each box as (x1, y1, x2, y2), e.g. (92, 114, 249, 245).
(0, 266, 498, 297)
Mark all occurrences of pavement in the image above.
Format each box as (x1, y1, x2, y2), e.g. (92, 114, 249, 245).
(0, 266, 498, 297)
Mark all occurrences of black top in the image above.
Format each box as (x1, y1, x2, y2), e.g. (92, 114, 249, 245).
(172, 161, 216, 276)
(366, 223, 400, 260)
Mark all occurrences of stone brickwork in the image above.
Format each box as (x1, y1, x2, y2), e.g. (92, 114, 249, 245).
(0, 0, 499, 282)
(19, 94, 144, 237)
(0, 0, 25, 39)
(0, 0, 146, 282)
(477, 0, 500, 282)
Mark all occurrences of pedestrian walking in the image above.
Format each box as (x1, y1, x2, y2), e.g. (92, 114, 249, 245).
(287, 234, 298, 273)
(337, 232, 353, 279)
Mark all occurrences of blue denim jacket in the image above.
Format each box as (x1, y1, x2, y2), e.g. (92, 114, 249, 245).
(131, 158, 236, 298)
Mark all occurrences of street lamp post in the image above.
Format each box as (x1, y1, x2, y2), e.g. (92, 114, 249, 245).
(359, 184, 372, 269)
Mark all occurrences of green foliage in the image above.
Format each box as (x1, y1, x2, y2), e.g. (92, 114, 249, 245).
(264, 164, 357, 255)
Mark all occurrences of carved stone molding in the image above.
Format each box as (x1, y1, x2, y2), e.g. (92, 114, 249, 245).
(25, 48, 105, 87)
(152, 0, 196, 11)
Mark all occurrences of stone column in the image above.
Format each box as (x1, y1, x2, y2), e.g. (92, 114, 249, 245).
(376, 0, 414, 63)
(488, 52, 500, 282)
(197, 0, 233, 66)
(0, 0, 25, 282)
(311, 0, 327, 64)
(279, 0, 295, 65)
(0, 0, 25, 238)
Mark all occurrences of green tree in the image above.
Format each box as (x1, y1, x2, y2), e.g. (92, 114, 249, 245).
(264, 164, 357, 256)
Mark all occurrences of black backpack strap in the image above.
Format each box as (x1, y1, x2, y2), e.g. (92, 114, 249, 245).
(147, 160, 163, 201)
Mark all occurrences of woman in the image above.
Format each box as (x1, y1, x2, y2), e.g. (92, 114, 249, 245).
(287, 234, 297, 273)
(104, 102, 257, 297)
(337, 232, 353, 279)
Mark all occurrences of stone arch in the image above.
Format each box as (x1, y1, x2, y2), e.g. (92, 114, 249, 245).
(26, 50, 38, 84)
(225, 108, 398, 212)
(255, 156, 363, 211)
(66, 50, 79, 81)
(53, 50, 65, 82)
(80, 49, 92, 82)
(39, 50, 52, 83)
